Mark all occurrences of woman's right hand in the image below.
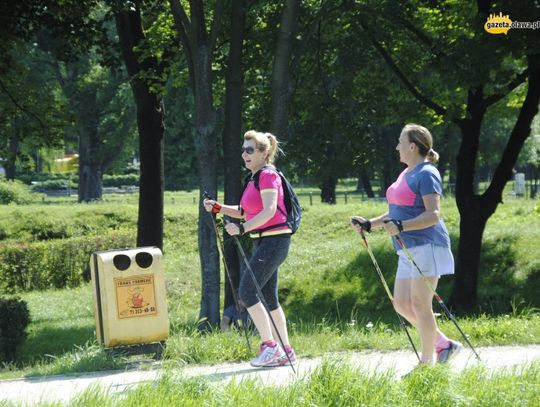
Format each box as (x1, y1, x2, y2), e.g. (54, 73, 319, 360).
(203, 198, 217, 213)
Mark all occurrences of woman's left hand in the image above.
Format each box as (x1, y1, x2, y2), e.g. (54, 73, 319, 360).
(225, 223, 241, 236)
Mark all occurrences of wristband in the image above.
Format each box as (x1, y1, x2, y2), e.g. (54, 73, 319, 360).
(391, 219, 404, 232)
(211, 202, 222, 214)
(238, 224, 245, 236)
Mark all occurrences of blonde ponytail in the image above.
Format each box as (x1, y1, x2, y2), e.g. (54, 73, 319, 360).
(427, 148, 440, 164)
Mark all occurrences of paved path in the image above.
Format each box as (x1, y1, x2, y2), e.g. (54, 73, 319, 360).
(1, 345, 540, 406)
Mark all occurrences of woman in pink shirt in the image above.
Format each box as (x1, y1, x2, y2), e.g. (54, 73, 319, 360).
(203, 130, 296, 368)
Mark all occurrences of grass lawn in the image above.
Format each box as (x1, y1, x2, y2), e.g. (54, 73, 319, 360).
(8, 361, 540, 406)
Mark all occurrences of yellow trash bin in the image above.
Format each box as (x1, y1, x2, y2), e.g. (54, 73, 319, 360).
(90, 247, 169, 348)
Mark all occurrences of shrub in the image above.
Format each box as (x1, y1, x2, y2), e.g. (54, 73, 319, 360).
(30, 179, 77, 192)
(0, 296, 30, 362)
(0, 231, 135, 292)
(17, 173, 78, 185)
(0, 179, 43, 204)
(103, 174, 139, 188)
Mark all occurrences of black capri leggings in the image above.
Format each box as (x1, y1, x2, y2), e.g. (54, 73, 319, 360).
(239, 234, 291, 310)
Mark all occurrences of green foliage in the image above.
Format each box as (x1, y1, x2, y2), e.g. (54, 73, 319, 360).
(102, 174, 139, 187)
(0, 296, 30, 363)
(30, 179, 77, 191)
(17, 173, 78, 185)
(0, 232, 134, 292)
(0, 179, 44, 204)
(163, 75, 198, 191)
(0, 42, 68, 178)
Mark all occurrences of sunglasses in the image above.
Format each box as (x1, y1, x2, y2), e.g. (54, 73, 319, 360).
(241, 146, 256, 154)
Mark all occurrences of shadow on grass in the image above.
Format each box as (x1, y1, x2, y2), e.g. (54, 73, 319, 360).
(283, 242, 401, 326)
(18, 323, 95, 365)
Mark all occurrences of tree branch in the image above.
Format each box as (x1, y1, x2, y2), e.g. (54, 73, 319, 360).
(359, 20, 448, 118)
(398, 15, 469, 73)
(208, 0, 225, 57)
(482, 68, 529, 108)
(169, 0, 192, 37)
(168, 0, 195, 84)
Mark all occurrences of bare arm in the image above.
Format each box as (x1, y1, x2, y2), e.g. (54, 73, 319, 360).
(218, 204, 244, 219)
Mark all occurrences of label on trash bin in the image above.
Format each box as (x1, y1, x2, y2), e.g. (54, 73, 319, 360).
(114, 275, 157, 319)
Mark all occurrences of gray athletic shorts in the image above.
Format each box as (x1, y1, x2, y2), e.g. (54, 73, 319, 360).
(396, 243, 454, 279)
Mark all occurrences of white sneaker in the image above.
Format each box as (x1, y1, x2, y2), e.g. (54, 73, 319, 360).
(250, 343, 285, 367)
(277, 348, 298, 366)
(436, 340, 464, 363)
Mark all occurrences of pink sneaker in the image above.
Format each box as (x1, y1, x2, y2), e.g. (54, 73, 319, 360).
(278, 348, 298, 366)
(250, 343, 285, 367)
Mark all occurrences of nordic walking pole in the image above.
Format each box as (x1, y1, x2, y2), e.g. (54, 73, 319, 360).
(203, 192, 252, 353)
(351, 219, 420, 361)
(227, 226, 297, 374)
(389, 227, 481, 361)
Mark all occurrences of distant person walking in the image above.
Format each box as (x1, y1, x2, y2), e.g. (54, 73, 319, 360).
(204, 130, 297, 367)
(351, 124, 462, 366)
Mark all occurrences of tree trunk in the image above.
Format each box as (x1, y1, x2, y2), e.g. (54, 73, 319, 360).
(450, 87, 487, 310)
(270, 0, 300, 140)
(451, 200, 488, 310)
(380, 163, 393, 198)
(320, 176, 337, 203)
(171, 0, 224, 329)
(193, 61, 220, 329)
(5, 134, 19, 180)
(222, 0, 246, 311)
(357, 166, 374, 197)
(50, 60, 104, 202)
(77, 118, 103, 202)
(78, 164, 102, 201)
(115, 5, 165, 250)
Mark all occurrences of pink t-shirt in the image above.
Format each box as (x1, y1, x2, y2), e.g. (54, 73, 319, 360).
(240, 169, 292, 236)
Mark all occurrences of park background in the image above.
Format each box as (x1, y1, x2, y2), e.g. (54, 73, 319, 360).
(1, 1, 540, 404)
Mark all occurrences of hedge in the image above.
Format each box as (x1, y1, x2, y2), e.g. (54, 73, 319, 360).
(0, 231, 134, 292)
(24, 174, 139, 191)
(102, 174, 139, 188)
